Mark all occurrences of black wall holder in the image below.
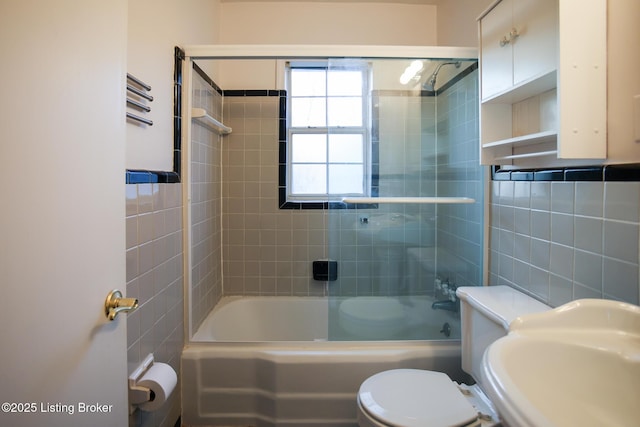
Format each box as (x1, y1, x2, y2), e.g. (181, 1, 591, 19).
(313, 260, 338, 281)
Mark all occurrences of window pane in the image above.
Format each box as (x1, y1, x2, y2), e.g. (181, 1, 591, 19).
(329, 134, 363, 163)
(291, 69, 326, 96)
(291, 134, 327, 163)
(327, 97, 362, 127)
(291, 97, 326, 127)
(327, 70, 362, 96)
(328, 164, 363, 194)
(291, 164, 326, 194)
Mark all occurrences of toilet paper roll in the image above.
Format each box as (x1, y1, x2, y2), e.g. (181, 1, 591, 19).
(137, 363, 178, 412)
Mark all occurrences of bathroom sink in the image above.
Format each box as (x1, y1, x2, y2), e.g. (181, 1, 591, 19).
(481, 299, 640, 427)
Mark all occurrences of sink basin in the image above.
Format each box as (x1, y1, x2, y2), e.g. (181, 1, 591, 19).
(482, 299, 640, 427)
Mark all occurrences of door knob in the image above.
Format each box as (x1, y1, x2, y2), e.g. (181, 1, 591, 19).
(105, 289, 138, 321)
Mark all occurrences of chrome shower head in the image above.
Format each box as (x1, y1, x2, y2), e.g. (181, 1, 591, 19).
(422, 61, 461, 91)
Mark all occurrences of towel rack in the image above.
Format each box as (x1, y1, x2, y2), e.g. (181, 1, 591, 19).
(126, 112, 153, 126)
(126, 73, 153, 126)
(127, 73, 152, 91)
(341, 197, 476, 204)
(126, 98, 151, 112)
(192, 108, 232, 135)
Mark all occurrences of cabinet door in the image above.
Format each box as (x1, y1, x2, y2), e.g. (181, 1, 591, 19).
(512, 0, 558, 86)
(480, 0, 512, 100)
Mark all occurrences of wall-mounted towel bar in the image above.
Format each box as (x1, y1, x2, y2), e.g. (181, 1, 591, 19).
(192, 108, 232, 135)
(341, 197, 475, 204)
(127, 73, 152, 91)
(126, 73, 152, 126)
(127, 84, 154, 102)
(127, 112, 153, 126)
(127, 98, 151, 112)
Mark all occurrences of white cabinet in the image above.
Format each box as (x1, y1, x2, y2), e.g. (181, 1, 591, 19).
(479, 0, 608, 167)
(480, 0, 557, 102)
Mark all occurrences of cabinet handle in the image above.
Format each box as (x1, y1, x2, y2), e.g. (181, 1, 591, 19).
(509, 28, 520, 42)
(499, 28, 520, 47)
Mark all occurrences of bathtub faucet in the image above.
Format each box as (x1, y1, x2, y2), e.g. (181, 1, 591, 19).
(431, 299, 459, 313)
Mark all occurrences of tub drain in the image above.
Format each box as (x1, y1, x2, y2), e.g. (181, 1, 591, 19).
(439, 322, 451, 337)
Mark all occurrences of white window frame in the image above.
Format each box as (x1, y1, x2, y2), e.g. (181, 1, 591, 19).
(286, 60, 372, 203)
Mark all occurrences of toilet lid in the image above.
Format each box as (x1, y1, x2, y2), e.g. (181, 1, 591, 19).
(359, 369, 479, 427)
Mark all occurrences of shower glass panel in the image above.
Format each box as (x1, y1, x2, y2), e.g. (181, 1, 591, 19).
(326, 57, 483, 341)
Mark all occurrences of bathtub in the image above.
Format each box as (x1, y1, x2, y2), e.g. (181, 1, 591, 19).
(182, 296, 465, 427)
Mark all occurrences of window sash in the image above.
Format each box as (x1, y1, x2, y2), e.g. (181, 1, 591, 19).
(288, 128, 369, 201)
(286, 63, 371, 203)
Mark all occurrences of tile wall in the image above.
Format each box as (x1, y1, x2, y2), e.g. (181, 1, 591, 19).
(328, 67, 483, 296)
(125, 182, 183, 427)
(433, 67, 484, 289)
(190, 70, 224, 330)
(219, 66, 483, 299)
(328, 91, 440, 296)
(222, 94, 328, 296)
(489, 180, 640, 306)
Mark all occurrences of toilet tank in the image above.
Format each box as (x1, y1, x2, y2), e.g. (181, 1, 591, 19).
(456, 286, 550, 387)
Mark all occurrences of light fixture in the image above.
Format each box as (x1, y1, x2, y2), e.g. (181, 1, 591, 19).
(399, 60, 424, 85)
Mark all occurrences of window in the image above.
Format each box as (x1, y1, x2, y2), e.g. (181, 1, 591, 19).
(286, 61, 371, 204)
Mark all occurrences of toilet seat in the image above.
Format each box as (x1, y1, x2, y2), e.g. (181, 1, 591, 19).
(358, 369, 484, 427)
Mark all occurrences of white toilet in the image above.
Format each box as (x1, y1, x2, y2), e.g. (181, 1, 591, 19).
(356, 285, 550, 427)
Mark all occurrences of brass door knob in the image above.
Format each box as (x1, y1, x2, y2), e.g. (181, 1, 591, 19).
(105, 289, 138, 321)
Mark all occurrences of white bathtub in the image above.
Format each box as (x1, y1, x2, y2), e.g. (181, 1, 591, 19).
(182, 296, 465, 427)
(192, 296, 329, 341)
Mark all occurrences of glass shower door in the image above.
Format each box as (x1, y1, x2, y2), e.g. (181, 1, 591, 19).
(326, 57, 483, 341)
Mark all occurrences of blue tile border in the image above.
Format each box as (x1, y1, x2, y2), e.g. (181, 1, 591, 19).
(126, 170, 180, 184)
(491, 164, 640, 182)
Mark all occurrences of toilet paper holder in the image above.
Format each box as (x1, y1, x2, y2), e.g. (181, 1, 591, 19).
(128, 353, 158, 414)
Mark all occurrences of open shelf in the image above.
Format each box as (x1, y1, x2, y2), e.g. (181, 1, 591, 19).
(482, 70, 557, 105)
(482, 130, 557, 149)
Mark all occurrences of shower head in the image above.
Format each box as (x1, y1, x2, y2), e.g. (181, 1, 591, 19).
(422, 61, 461, 92)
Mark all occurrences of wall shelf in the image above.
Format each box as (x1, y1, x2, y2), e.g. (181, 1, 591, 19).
(192, 108, 232, 135)
(482, 130, 557, 149)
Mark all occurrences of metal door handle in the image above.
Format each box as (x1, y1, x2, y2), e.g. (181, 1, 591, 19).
(105, 289, 138, 321)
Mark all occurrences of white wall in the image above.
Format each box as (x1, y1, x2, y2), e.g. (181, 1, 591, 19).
(127, 0, 221, 171)
(133, 1, 488, 169)
(219, 1, 437, 45)
(436, 0, 492, 47)
(212, 1, 438, 90)
(606, 0, 640, 164)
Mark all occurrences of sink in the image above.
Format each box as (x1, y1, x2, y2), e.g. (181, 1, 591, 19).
(481, 299, 640, 427)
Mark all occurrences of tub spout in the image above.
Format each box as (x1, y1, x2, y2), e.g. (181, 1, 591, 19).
(431, 300, 458, 313)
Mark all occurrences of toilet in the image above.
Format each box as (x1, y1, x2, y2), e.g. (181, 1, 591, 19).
(356, 285, 550, 427)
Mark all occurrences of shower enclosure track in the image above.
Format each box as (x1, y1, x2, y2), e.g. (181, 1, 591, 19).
(342, 197, 475, 204)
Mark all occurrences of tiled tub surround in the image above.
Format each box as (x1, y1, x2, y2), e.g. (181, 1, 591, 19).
(125, 182, 183, 427)
(222, 93, 329, 296)
(190, 68, 224, 330)
(219, 65, 482, 299)
(489, 179, 640, 306)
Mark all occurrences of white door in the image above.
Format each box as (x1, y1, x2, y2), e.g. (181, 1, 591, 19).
(0, 1, 129, 426)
